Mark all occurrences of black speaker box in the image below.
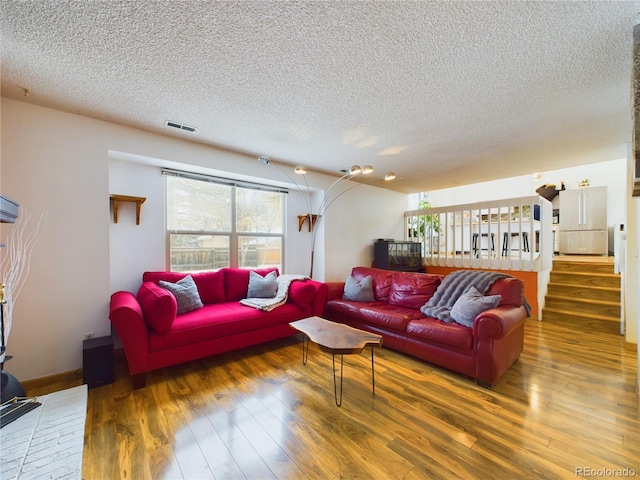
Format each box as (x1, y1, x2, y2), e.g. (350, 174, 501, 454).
(83, 336, 114, 389)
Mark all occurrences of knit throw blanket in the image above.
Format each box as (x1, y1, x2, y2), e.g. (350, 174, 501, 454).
(420, 270, 510, 323)
(240, 274, 308, 311)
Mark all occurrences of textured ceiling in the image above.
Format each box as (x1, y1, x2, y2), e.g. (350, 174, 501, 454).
(1, 1, 639, 193)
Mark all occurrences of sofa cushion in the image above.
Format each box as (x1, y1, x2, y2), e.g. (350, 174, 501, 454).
(389, 272, 441, 309)
(143, 270, 227, 304)
(351, 267, 394, 302)
(324, 299, 365, 319)
(450, 286, 501, 327)
(148, 302, 304, 352)
(357, 303, 424, 332)
(486, 277, 523, 307)
(143, 271, 185, 284)
(191, 270, 226, 304)
(223, 267, 279, 301)
(406, 318, 473, 350)
(137, 281, 178, 333)
(159, 275, 204, 315)
(343, 275, 374, 302)
(247, 271, 278, 298)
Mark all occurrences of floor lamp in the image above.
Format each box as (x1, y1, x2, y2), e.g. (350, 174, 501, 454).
(259, 157, 395, 278)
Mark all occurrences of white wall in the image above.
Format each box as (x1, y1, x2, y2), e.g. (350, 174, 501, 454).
(1, 97, 406, 380)
(423, 158, 627, 231)
(109, 159, 166, 294)
(636, 203, 640, 393)
(627, 147, 639, 374)
(322, 183, 406, 281)
(1, 99, 111, 381)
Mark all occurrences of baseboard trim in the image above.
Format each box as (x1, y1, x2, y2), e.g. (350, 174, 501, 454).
(21, 348, 125, 394)
(21, 369, 82, 392)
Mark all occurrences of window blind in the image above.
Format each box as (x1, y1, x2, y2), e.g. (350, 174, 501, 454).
(162, 168, 289, 194)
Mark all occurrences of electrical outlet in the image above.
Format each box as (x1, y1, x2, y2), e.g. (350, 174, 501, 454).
(83, 332, 95, 340)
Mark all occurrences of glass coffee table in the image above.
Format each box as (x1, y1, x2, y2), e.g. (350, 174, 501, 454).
(289, 316, 383, 406)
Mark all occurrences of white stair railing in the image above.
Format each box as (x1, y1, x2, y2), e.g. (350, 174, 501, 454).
(405, 196, 553, 272)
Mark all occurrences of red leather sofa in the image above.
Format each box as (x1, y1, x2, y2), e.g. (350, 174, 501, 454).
(324, 267, 527, 387)
(109, 268, 327, 388)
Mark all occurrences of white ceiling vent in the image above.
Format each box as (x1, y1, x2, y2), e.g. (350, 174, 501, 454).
(165, 120, 197, 133)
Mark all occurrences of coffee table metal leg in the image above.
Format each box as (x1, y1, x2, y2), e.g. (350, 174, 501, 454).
(371, 345, 375, 394)
(301, 334, 309, 365)
(332, 354, 344, 407)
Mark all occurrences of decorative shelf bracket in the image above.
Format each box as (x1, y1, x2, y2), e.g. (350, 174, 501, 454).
(297, 213, 320, 232)
(110, 194, 146, 225)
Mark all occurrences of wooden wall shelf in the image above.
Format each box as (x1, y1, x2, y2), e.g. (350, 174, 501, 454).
(110, 194, 146, 225)
(297, 214, 320, 232)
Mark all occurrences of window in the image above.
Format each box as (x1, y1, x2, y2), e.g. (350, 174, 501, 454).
(166, 172, 285, 272)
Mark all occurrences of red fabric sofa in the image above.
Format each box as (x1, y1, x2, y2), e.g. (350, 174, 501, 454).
(324, 267, 527, 387)
(109, 268, 328, 388)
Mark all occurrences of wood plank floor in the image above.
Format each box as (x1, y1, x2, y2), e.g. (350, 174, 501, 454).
(26, 318, 639, 479)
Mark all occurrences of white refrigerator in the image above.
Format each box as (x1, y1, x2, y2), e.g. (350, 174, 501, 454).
(558, 186, 608, 255)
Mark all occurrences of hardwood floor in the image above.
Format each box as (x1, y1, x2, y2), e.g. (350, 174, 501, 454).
(26, 318, 639, 480)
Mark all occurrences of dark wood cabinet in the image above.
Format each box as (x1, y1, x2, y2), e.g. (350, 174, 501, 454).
(374, 240, 424, 272)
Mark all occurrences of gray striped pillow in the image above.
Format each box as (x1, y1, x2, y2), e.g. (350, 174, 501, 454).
(159, 275, 204, 314)
(247, 271, 278, 298)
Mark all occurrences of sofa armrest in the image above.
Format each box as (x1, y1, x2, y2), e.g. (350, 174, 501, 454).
(109, 291, 150, 376)
(473, 305, 526, 340)
(287, 279, 329, 316)
(473, 305, 527, 387)
(308, 279, 329, 316)
(326, 282, 345, 301)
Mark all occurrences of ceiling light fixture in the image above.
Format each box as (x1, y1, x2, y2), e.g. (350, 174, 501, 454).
(384, 172, 396, 181)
